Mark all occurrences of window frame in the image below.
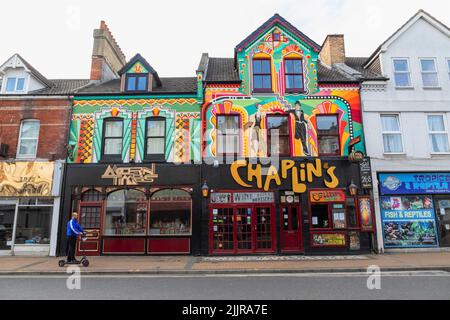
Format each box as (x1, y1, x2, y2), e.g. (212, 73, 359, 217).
(144, 116, 166, 162)
(16, 119, 40, 159)
(284, 58, 304, 93)
(5, 77, 26, 93)
(419, 57, 440, 88)
(316, 114, 341, 157)
(266, 114, 291, 157)
(392, 58, 412, 88)
(252, 58, 273, 93)
(216, 114, 241, 157)
(125, 73, 149, 92)
(446, 58, 450, 81)
(380, 113, 405, 154)
(427, 113, 450, 154)
(101, 117, 124, 162)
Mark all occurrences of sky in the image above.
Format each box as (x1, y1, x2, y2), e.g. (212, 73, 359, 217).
(1, 0, 449, 79)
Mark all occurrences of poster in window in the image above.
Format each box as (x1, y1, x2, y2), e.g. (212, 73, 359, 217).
(348, 231, 360, 250)
(311, 233, 346, 247)
(359, 197, 374, 232)
(332, 204, 346, 229)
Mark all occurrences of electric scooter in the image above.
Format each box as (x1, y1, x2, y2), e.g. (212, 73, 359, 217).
(58, 235, 90, 267)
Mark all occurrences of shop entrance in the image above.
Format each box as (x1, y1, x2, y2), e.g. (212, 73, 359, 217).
(435, 197, 450, 247)
(280, 205, 303, 252)
(0, 201, 18, 253)
(210, 191, 276, 254)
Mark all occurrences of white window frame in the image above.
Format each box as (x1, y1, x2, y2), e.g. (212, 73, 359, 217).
(419, 57, 440, 88)
(5, 77, 26, 93)
(427, 113, 450, 154)
(380, 113, 405, 154)
(446, 58, 450, 81)
(392, 58, 412, 88)
(16, 119, 40, 159)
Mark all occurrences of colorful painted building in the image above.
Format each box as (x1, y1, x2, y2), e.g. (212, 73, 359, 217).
(57, 15, 382, 256)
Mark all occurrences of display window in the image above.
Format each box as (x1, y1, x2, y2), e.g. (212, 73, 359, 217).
(149, 189, 192, 236)
(435, 196, 450, 246)
(15, 198, 52, 245)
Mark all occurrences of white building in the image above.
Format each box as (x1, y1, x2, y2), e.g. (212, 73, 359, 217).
(360, 10, 450, 252)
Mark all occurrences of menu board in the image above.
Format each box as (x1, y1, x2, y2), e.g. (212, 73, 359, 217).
(211, 193, 232, 204)
(380, 195, 438, 247)
(311, 233, 346, 247)
(349, 231, 361, 250)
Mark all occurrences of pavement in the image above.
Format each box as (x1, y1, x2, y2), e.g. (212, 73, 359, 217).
(1, 251, 450, 275)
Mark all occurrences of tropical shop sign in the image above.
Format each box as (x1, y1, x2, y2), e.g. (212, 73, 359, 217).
(380, 195, 439, 248)
(379, 172, 450, 195)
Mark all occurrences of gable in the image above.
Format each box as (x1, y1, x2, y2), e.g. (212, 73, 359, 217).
(126, 61, 149, 74)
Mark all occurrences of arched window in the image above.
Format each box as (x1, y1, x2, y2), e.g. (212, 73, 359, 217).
(17, 119, 40, 158)
(253, 56, 272, 93)
(149, 189, 192, 236)
(104, 189, 147, 235)
(81, 189, 102, 202)
(102, 117, 123, 161)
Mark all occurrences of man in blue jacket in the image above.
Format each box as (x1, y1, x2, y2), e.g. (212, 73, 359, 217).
(66, 212, 85, 263)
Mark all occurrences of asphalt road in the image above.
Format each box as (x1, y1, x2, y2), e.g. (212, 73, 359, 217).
(0, 271, 449, 300)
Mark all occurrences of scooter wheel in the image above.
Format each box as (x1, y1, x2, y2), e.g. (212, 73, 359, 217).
(58, 260, 66, 267)
(82, 259, 89, 267)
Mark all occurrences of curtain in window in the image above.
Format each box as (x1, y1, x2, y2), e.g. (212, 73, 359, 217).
(381, 116, 400, 131)
(383, 134, 403, 153)
(428, 116, 449, 152)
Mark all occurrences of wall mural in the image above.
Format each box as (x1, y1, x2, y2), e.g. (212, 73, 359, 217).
(202, 24, 365, 158)
(68, 98, 201, 164)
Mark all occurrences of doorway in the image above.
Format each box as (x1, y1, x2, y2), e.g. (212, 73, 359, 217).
(280, 205, 303, 252)
(435, 197, 450, 247)
(0, 200, 18, 254)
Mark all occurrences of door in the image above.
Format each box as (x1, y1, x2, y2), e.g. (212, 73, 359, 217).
(280, 205, 303, 252)
(235, 207, 253, 253)
(0, 201, 18, 253)
(255, 206, 275, 253)
(77, 205, 102, 256)
(436, 198, 450, 247)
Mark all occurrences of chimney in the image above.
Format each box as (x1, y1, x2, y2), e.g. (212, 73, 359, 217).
(319, 34, 346, 67)
(90, 21, 127, 82)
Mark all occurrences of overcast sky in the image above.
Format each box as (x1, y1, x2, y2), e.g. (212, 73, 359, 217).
(1, 0, 449, 79)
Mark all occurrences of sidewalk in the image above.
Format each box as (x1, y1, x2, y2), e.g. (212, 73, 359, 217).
(1, 252, 450, 275)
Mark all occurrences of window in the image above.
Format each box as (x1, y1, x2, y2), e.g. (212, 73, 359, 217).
(311, 204, 330, 229)
(346, 197, 359, 228)
(447, 59, 450, 80)
(5, 77, 26, 92)
(381, 114, 403, 153)
(102, 118, 123, 160)
(149, 189, 192, 236)
(17, 119, 40, 158)
(267, 115, 290, 156)
(253, 59, 272, 92)
(427, 115, 450, 153)
(420, 58, 439, 87)
(145, 117, 165, 160)
(15, 198, 53, 245)
(317, 115, 340, 156)
(393, 59, 411, 87)
(104, 189, 147, 235)
(217, 115, 240, 156)
(284, 59, 304, 92)
(125, 74, 148, 92)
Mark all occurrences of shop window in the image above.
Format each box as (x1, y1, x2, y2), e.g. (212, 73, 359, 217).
(15, 200, 52, 245)
(212, 207, 234, 251)
(427, 114, 450, 153)
(80, 206, 101, 229)
(102, 118, 123, 161)
(331, 203, 346, 229)
(381, 114, 403, 153)
(393, 58, 411, 87)
(145, 117, 166, 161)
(81, 189, 102, 202)
(420, 58, 439, 88)
(267, 115, 290, 156)
(317, 115, 340, 156)
(284, 59, 304, 93)
(17, 119, 40, 159)
(126, 73, 148, 92)
(311, 204, 330, 229)
(253, 59, 272, 92)
(149, 189, 191, 236)
(104, 189, 147, 236)
(217, 114, 240, 156)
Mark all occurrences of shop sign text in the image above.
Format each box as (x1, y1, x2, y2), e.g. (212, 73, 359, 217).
(101, 165, 158, 186)
(310, 190, 346, 203)
(380, 172, 450, 195)
(230, 159, 339, 194)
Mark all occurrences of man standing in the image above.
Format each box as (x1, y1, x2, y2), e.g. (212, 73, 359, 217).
(66, 212, 85, 263)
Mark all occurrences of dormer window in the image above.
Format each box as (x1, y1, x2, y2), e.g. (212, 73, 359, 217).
(5, 77, 26, 93)
(125, 73, 148, 92)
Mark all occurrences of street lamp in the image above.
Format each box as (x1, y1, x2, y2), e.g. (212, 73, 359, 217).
(201, 180, 209, 198)
(348, 180, 358, 196)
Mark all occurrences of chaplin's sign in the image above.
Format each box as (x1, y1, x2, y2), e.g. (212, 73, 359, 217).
(101, 165, 158, 186)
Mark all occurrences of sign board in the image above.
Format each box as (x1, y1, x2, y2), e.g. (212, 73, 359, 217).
(101, 165, 158, 186)
(311, 233, 346, 247)
(379, 172, 450, 195)
(359, 158, 373, 189)
(233, 192, 274, 204)
(309, 190, 346, 203)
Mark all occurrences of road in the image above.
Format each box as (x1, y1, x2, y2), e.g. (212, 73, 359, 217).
(0, 271, 449, 300)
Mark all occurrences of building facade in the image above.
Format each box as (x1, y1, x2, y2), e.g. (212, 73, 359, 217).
(360, 10, 450, 252)
(56, 15, 379, 256)
(0, 54, 88, 256)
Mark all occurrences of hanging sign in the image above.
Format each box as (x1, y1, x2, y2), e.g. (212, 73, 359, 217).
(359, 158, 373, 189)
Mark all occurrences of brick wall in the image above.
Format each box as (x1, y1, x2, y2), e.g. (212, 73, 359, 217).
(0, 98, 71, 160)
(319, 34, 346, 67)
